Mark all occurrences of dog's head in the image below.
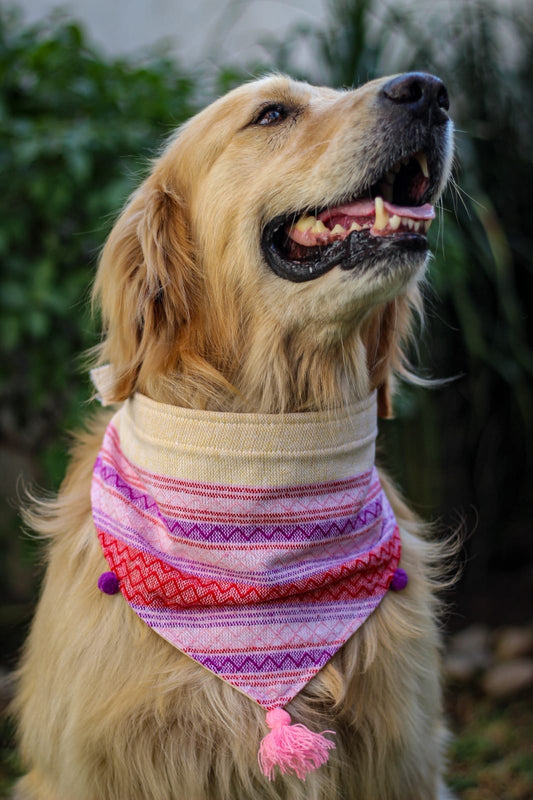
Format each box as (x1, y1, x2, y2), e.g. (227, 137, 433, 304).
(94, 73, 453, 414)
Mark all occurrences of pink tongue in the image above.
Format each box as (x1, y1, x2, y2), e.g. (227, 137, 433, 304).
(318, 200, 435, 226)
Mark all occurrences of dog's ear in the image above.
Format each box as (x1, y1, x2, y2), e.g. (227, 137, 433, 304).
(364, 300, 407, 420)
(377, 379, 394, 421)
(92, 182, 199, 402)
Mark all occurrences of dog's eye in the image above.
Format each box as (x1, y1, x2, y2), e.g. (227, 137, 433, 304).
(253, 103, 288, 126)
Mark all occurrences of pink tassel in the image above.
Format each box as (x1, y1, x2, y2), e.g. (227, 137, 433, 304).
(258, 708, 335, 781)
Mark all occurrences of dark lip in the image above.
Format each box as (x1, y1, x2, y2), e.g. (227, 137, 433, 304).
(262, 223, 429, 283)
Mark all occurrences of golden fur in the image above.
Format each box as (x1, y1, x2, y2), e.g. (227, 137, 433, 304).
(14, 74, 455, 799)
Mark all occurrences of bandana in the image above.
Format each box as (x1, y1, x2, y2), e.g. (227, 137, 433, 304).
(91, 388, 405, 779)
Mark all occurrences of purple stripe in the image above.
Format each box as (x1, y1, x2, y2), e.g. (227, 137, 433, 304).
(94, 504, 393, 589)
(94, 457, 378, 544)
(134, 596, 379, 628)
(190, 648, 334, 676)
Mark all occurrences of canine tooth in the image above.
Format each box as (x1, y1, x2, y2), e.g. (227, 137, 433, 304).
(374, 196, 389, 230)
(311, 219, 328, 233)
(390, 214, 401, 230)
(415, 152, 429, 178)
(294, 215, 317, 232)
(413, 221, 421, 232)
(407, 219, 415, 230)
(331, 224, 346, 235)
(349, 221, 362, 232)
(423, 219, 433, 232)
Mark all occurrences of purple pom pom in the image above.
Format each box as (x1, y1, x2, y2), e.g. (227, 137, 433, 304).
(390, 567, 408, 592)
(98, 571, 120, 595)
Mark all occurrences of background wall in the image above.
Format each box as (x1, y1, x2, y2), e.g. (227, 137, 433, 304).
(15, 0, 328, 72)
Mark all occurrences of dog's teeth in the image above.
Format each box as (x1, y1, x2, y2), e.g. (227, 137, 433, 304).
(423, 219, 433, 232)
(349, 221, 362, 232)
(294, 215, 317, 232)
(413, 221, 421, 232)
(390, 214, 401, 231)
(311, 219, 328, 233)
(415, 152, 429, 178)
(374, 197, 389, 230)
(331, 224, 346, 235)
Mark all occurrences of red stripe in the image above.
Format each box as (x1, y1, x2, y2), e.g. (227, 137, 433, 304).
(98, 445, 380, 525)
(94, 466, 381, 529)
(97, 528, 400, 609)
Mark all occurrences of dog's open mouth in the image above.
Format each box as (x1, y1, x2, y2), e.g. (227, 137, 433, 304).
(263, 151, 437, 282)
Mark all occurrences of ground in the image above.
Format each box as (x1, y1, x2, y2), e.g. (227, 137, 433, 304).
(446, 686, 533, 799)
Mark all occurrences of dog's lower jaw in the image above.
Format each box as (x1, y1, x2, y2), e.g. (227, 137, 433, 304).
(263, 218, 431, 285)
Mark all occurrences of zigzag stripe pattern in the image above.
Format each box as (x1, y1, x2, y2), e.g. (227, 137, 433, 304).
(133, 596, 378, 629)
(94, 456, 382, 543)
(93, 454, 380, 536)
(187, 648, 335, 674)
(91, 399, 401, 710)
(93, 505, 389, 585)
(97, 526, 400, 608)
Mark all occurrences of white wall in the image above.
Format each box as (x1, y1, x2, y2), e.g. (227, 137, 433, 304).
(13, 0, 529, 86)
(15, 0, 328, 72)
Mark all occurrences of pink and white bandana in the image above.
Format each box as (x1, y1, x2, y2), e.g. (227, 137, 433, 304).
(91, 391, 402, 714)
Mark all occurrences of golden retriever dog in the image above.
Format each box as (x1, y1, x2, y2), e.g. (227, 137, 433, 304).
(14, 72, 455, 800)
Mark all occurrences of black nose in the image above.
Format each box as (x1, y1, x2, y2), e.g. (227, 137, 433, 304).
(381, 72, 449, 125)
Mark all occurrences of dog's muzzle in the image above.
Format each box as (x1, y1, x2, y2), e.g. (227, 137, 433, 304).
(262, 72, 452, 283)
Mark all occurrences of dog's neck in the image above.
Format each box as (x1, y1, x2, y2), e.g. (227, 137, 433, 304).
(94, 295, 411, 415)
(131, 329, 376, 415)
(92, 352, 374, 417)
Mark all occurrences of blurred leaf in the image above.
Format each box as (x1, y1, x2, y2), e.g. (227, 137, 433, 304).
(0, 6, 200, 476)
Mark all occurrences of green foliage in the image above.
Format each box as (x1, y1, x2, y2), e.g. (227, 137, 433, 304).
(0, 715, 22, 796)
(0, 8, 198, 483)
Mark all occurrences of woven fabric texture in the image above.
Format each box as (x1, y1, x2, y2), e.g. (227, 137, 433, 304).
(91, 392, 401, 709)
